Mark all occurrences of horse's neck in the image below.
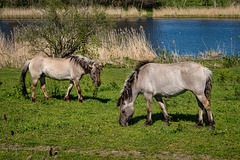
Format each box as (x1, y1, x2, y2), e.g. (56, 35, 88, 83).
(129, 85, 139, 105)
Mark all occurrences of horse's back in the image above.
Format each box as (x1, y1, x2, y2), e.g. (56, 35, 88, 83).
(29, 56, 75, 80)
(138, 62, 211, 96)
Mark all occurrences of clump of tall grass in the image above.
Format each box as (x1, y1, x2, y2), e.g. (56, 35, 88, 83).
(153, 6, 240, 18)
(94, 26, 157, 64)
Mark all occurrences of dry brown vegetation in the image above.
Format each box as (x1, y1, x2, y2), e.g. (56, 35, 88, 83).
(0, 29, 41, 68)
(153, 6, 240, 18)
(0, 6, 147, 19)
(94, 27, 157, 64)
(1, 6, 240, 19)
(0, 7, 45, 19)
(0, 27, 157, 68)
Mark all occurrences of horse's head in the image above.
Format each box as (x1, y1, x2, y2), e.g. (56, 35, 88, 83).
(119, 101, 135, 127)
(90, 63, 102, 87)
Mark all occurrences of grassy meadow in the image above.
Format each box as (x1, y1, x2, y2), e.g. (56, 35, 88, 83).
(0, 7, 239, 158)
(0, 60, 240, 159)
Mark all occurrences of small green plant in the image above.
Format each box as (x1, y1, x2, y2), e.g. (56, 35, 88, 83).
(109, 80, 119, 89)
(157, 49, 174, 63)
(222, 53, 240, 68)
(217, 69, 231, 84)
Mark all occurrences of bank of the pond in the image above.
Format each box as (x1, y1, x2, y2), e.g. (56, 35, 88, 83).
(0, 6, 240, 19)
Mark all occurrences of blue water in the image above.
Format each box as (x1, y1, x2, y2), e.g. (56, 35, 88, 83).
(116, 18, 240, 56)
(1, 18, 240, 56)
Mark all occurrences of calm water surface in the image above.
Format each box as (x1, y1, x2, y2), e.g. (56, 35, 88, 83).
(116, 18, 240, 56)
(1, 18, 240, 56)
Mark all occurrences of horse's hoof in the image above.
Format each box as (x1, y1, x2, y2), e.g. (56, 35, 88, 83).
(143, 120, 152, 127)
(194, 121, 203, 127)
(79, 99, 85, 103)
(32, 98, 37, 103)
(209, 126, 215, 130)
(164, 121, 170, 126)
(64, 98, 70, 102)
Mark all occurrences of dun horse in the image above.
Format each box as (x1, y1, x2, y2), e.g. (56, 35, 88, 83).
(117, 61, 215, 130)
(21, 55, 101, 102)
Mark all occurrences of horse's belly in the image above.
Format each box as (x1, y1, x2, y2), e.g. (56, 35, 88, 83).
(43, 70, 71, 80)
(153, 84, 186, 97)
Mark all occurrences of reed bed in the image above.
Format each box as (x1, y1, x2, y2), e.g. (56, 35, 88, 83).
(0, 6, 146, 19)
(1, 6, 240, 19)
(0, 7, 45, 19)
(0, 29, 41, 68)
(153, 6, 240, 18)
(95, 27, 157, 64)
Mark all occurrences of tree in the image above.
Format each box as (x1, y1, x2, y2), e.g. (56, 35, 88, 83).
(16, 6, 114, 58)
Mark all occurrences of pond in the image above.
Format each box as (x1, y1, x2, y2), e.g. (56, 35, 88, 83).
(116, 18, 240, 56)
(1, 18, 240, 56)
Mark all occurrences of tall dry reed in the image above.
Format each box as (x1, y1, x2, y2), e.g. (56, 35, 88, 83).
(153, 6, 240, 18)
(101, 6, 146, 18)
(0, 6, 146, 19)
(0, 29, 41, 68)
(0, 7, 45, 19)
(95, 27, 157, 64)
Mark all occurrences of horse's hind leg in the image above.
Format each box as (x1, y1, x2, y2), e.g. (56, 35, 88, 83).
(64, 81, 74, 102)
(31, 79, 38, 102)
(195, 94, 215, 130)
(154, 96, 172, 126)
(39, 77, 50, 100)
(194, 98, 204, 127)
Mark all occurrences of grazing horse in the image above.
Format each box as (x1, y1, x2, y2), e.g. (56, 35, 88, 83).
(21, 55, 101, 102)
(117, 61, 215, 130)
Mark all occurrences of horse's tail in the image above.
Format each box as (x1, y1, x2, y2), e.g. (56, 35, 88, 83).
(21, 60, 30, 98)
(204, 69, 212, 102)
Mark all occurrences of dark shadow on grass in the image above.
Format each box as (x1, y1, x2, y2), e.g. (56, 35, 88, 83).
(51, 95, 111, 103)
(82, 96, 111, 103)
(130, 112, 198, 126)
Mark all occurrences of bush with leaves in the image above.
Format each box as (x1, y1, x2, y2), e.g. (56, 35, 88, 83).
(16, 6, 114, 58)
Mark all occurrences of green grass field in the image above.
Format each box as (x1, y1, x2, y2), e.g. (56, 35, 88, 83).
(0, 62, 239, 159)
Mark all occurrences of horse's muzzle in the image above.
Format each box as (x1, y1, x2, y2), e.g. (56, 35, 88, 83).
(95, 81, 101, 87)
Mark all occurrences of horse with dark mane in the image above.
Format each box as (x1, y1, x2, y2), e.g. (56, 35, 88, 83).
(21, 55, 101, 102)
(117, 61, 215, 130)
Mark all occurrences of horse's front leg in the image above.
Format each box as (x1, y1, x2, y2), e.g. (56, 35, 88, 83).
(155, 96, 172, 126)
(40, 77, 50, 100)
(64, 81, 74, 102)
(143, 94, 153, 126)
(73, 79, 84, 102)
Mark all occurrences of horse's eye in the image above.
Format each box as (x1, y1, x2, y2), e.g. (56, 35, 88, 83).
(122, 110, 125, 114)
